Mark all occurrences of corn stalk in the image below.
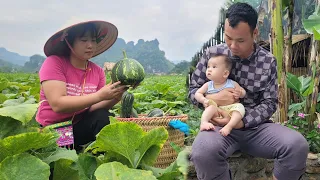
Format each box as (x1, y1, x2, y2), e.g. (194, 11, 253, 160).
(271, 0, 287, 123)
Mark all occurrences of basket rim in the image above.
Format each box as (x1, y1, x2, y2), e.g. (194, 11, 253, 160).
(116, 114, 188, 121)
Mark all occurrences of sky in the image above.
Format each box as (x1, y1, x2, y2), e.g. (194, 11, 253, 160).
(0, 0, 226, 61)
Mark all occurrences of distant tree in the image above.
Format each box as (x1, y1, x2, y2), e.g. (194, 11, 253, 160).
(170, 61, 190, 74)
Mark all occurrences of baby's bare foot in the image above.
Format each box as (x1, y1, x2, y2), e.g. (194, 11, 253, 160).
(200, 122, 215, 131)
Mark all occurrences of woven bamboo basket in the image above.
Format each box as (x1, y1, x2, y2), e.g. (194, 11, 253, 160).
(116, 114, 188, 169)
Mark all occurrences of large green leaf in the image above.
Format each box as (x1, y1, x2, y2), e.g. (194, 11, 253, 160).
(0, 103, 38, 125)
(85, 122, 168, 168)
(0, 132, 57, 162)
(302, 13, 320, 40)
(86, 122, 144, 168)
(0, 153, 50, 180)
(41, 148, 78, 164)
(286, 73, 313, 97)
(299, 76, 313, 96)
(53, 159, 79, 180)
(176, 147, 190, 177)
(0, 116, 38, 139)
(151, 100, 166, 108)
(73, 153, 100, 180)
(0, 77, 9, 92)
(138, 127, 168, 166)
(141, 147, 189, 179)
(94, 162, 157, 180)
(282, 0, 289, 10)
(1, 97, 25, 107)
(286, 72, 301, 93)
(0, 93, 7, 104)
(288, 101, 306, 117)
(142, 162, 181, 180)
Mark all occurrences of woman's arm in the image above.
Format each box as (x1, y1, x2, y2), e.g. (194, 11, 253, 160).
(42, 80, 126, 113)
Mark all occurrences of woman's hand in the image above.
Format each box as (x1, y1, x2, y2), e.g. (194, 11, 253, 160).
(97, 81, 129, 101)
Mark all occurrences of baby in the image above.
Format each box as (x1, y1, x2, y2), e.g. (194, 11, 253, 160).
(195, 54, 246, 136)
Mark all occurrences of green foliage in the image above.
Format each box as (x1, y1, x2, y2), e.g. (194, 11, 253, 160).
(170, 61, 190, 74)
(85, 120, 168, 169)
(286, 72, 320, 153)
(112, 75, 188, 116)
(302, 3, 320, 40)
(285, 113, 320, 153)
(0, 73, 192, 178)
(95, 162, 157, 180)
(0, 153, 50, 180)
(286, 72, 314, 97)
(0, 103, 39, 125)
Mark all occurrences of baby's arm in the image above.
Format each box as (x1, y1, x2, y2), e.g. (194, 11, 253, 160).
(195, 82, 210, 107)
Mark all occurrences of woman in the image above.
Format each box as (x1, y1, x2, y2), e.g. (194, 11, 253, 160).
(36, 20, 128, 151)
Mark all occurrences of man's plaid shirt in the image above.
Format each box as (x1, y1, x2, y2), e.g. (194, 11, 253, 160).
(188, 43, 278, 128)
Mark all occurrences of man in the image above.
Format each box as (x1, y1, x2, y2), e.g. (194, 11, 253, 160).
(188, 3, 308, 180)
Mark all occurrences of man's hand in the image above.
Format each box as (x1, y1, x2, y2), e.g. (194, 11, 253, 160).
(205, 88, 238, 106)
(233, 87, 242, 99)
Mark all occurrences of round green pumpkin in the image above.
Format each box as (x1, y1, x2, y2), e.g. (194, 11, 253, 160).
(110, 50, 145, 87)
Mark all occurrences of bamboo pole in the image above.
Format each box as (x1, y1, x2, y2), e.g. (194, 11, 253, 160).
(271, 0, 287, 123)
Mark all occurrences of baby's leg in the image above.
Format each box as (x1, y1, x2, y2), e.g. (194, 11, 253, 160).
(200, 105, 218, 131)
(219, 111, 242, 136)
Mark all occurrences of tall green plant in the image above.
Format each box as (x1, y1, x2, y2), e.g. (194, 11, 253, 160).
(271, 0, 287, 123)
(302, 0, 320, 130)
(286, 72, 320, 152)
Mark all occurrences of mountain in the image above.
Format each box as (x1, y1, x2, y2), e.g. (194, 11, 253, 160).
(0, 47, 29, 66)
(171, 59, 188, 64)
(91, 38, 175, 73)
(0, 59, 22, 72)
(0, 38, 177, 74)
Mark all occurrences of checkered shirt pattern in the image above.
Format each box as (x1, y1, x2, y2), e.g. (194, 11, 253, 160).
(188, 43, 278, 128)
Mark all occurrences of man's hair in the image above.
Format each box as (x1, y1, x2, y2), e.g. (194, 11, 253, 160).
(226, 2, 258, 32)
(210, 54, 233, 71)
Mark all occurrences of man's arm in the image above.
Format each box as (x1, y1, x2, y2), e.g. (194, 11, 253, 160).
(243, 60, 278, 128)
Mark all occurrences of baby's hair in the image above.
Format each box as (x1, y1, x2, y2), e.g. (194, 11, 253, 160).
(209, 54, 232, 71)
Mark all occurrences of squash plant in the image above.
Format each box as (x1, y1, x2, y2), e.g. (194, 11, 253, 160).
(0, 103, 189, 179)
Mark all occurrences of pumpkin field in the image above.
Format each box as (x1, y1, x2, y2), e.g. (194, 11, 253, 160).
(0, 72, 202, 179)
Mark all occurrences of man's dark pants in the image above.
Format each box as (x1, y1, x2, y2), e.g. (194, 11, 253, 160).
(191, 122, 309, 180)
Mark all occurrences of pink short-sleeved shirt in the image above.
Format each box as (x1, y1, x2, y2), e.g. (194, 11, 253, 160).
(36, 55, 106, 126)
